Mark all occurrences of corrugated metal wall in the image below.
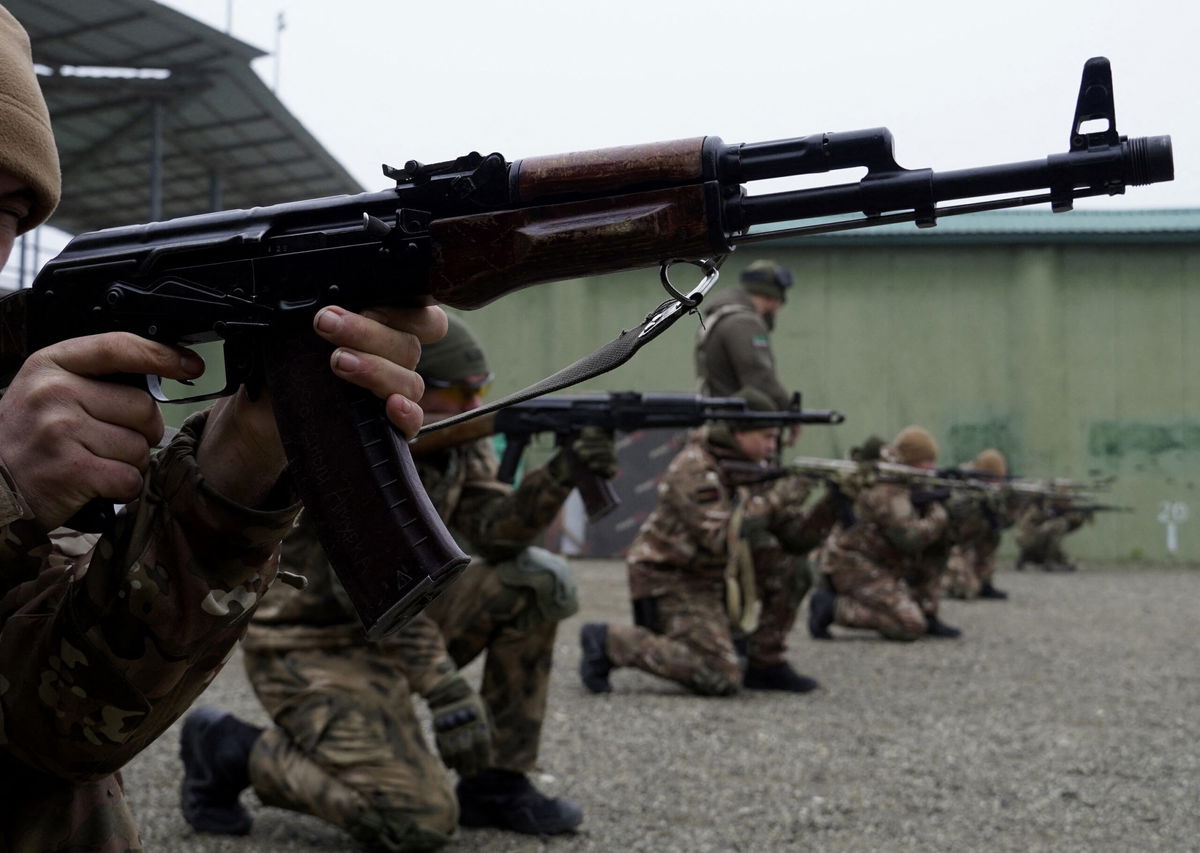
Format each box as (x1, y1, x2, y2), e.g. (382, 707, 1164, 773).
(457, 241, 1200, 563)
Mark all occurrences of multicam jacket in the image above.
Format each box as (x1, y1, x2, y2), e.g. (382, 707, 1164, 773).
(244, 438, 573, 693)
(822, 480, 949, 574)
(0, 411, 300, 850)
(626, 430, 814, 600)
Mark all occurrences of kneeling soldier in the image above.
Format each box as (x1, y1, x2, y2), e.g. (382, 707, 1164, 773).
(580, 390, 824, 696)
(808, 425, 961, 641)
(180, 315, 614, 846)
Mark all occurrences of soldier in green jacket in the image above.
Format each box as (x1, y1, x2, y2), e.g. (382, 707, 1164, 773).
(694, 259, 794, 410)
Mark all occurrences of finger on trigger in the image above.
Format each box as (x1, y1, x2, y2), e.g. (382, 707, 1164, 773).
(50, 332, 204, 381)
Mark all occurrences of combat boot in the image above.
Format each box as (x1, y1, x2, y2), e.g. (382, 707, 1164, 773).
(978, 582, 1009, 600)
(807, 587, 836, 639)
(743, 662, 820, 693)
(924, 614, 962, 639)
(457, 769, 583, 835)
(579, 622, 612, 693)
(180, 707, 263, 835)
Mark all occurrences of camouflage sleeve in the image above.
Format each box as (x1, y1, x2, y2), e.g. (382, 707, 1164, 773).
(744, 472, 820, 554)
(385, 611, 455, 697)
(759, 476, 837, 554)
(449, 442, 573, 563)
(714, 313, 791, 409)
(0, 410, 300, 781)
(0, 455, 46, 582)
(864, 484, 949, 554)
(657, 452, 733, 557)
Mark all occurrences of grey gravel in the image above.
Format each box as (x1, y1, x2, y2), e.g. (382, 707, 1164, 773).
(125, 561, 1200, 852)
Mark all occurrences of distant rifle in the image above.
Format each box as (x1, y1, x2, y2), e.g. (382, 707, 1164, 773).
(1046, 502, 1134, 516)
(412, 391, 844, 520)
(0, 57, 1171, 640)
(726, 456, 1057, 500)
(938, 467, 1112, 494)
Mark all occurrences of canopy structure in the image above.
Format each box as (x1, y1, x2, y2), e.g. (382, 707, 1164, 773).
(7, 0, 363, 238)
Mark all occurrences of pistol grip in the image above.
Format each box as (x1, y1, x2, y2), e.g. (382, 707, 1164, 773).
(565, 445, 621, 521)
(263, 318, 469, 640)
(66, 371, 157, 532)
(497, 433, 530, 484)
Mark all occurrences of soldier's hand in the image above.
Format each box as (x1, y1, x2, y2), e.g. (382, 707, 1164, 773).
(738, 512, 775, 549)
(197, 304, 447, 506)
(549, 426, 618, 484)
(0, 332, 203, 531)
(767, 472, 813, 507)
(427, 672, 495, 777)
(573, 426, 618, 477)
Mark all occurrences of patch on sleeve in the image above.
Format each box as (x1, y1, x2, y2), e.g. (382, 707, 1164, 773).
(752, 335, 770, 347)
(693, 486, 722, 504)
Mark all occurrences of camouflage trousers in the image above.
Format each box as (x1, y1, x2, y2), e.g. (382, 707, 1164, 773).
(823, 548, 928, 641)
(745, 545, 810, 669)
(607, 547, 808, 695)
(0, 758, 141, 853)
(422, 558, 557, 773)
(606, 585, 743, 696)
(244, 561, 558, 852)
(943, 541, 998, 599)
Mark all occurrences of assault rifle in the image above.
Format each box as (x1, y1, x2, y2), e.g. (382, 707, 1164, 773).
(412, 391, 844, 520)
(937, 467, 1112, 494)
(1038, 500, 1134, 517)
(0, 57, 1172, 639)
(725, 456, 1076, 499)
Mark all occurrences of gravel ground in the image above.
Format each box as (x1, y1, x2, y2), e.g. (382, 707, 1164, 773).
(125, 561, 1200, 852)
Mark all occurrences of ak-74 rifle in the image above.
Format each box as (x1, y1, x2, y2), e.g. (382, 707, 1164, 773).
(411, 391, 844, 521)
(0, 57, 1172, 640)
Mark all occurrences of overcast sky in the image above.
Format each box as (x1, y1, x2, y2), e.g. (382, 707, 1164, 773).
(165, 0, 1191, 211)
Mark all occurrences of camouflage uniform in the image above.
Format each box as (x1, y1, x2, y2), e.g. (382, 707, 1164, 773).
(605, 430, 819, 695)
(694, 286, 791, 409)
(242, 437, 575, 849)
(1013, 500, 1090, 571)
(0, 412, 299, 852)
(943, 492, 1014, 598)
(817, 481, 949, 640)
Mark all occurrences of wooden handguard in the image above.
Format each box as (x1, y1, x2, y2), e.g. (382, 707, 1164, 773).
(263, 315, 469, 640)
(431, 185, 717, 307)
(513, 137, 707, 202)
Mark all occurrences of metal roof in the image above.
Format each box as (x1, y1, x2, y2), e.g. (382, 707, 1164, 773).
(6, 0, 363, 236)
(760, 208, 1200, 247)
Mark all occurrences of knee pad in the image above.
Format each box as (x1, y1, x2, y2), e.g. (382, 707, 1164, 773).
(350, 804, 456, 852)
(494, 546, 579, 628)
(687, 666, 740, 697)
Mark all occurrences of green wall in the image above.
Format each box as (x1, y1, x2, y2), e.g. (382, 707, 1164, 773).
(456, 242, 1200, 564)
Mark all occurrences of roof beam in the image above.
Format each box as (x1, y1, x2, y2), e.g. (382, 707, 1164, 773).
(30, 12, 148, 47)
